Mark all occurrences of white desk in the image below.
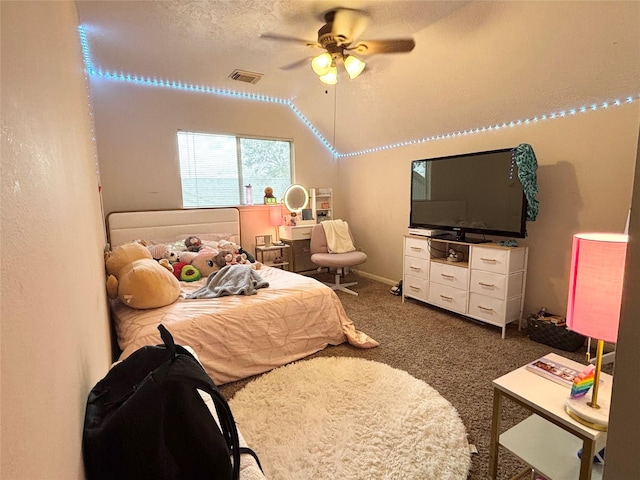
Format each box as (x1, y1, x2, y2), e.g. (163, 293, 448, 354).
(489, 353, 610, 480)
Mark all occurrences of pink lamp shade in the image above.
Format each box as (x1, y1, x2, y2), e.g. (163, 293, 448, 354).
(269, 205, 284, 227)
(566, 233, 628, 343)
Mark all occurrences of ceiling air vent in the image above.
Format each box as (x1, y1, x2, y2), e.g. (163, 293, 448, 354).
(229, 69, 263, 84)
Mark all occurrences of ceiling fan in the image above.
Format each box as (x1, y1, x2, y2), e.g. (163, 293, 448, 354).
(261, 8, 415, 84)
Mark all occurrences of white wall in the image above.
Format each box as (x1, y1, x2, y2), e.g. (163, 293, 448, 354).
(1, 2, 112, 478)
(90, 77, 338, 217)
(338, 103, 640, 316)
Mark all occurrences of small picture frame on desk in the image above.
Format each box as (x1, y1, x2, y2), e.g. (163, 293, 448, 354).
(255, 235, 272, 247)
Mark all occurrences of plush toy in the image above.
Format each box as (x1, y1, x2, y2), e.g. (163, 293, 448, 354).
(235, 252, 249, 264)
(217, 240, 241, 254)
(177, 251, 198, 264)
(263, 187, 277, 204)
(172, 262, 187, 280)
(105, 242, 180, 309)
(147, 243, 168, 261)
(191, 250, 220, 277)
(164, 250, 181, 264)
(214, 251, 236, 267)
(158, 258, 174, 273)
(185, 235, 202, 252)
(172, 262, 202, 282)
(238, 247, 255, 263)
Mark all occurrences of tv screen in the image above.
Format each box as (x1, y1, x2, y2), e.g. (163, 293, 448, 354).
(409, 147, 527, 242)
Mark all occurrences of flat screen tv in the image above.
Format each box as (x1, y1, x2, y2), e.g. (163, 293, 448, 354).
(409, 147, 527, 243)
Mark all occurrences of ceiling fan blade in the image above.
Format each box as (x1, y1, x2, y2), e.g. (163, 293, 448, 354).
(330, 8, 369, 45)
(349, 38, 416, 55)
(260, 33, 319, 48)
(280, 57, 313, 71)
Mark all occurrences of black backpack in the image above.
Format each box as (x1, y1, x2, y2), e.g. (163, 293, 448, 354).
(82, 324, 260, 479)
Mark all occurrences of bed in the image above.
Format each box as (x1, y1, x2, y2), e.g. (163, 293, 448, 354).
(106, 208, 378, 386)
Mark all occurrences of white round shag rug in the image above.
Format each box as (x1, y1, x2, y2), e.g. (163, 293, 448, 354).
(229, 357, 471, 480)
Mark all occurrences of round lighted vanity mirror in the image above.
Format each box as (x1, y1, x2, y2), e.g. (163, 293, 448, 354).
(283, 184, 309, 213)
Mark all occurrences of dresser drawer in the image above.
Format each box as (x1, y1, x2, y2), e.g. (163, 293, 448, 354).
(403, 275, 429, 302)
(279, 225, 313, 240)
(470, 247, 509, 274)
(404, 256, 430, 280)
(470, 246, 527, 274)
(468, 293, 522, 324)
(468, 293, 506, 322)
(404, 236, 430, 260)
(470, 270, 506, 299)
(428, 283, 467, 314)
(430, 261, 468, 289)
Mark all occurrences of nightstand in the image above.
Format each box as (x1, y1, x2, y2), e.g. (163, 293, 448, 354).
(255, 244, 290, 270)
(489, 352, 609, 480)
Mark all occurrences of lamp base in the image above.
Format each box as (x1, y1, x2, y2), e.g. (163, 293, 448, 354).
(565, 396, 610, 431)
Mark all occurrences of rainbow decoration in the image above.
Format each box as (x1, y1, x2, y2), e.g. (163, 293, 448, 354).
(570, 364, 596, 398)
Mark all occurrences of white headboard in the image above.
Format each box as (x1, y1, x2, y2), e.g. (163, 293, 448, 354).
(106, 208, 240, 248)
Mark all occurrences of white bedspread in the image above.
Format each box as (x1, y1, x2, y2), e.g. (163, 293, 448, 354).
(111, 266, 378, 385)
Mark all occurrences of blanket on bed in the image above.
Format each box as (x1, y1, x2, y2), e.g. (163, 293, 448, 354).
(186, 264, 269, 299)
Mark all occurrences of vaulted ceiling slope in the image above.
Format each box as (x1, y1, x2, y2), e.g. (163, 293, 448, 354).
(77, 0, 640, 155)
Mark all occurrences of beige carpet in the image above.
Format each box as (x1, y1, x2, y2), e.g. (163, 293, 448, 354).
(228, 356, 472, 480)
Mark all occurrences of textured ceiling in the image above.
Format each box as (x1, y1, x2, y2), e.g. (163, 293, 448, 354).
(77, 0, 640, 154)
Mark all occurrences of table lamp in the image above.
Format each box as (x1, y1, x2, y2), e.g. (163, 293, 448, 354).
(269, 205, 284, 243)
(565, 232, 628, 431)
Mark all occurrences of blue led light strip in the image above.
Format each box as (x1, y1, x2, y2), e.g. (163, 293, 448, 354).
(338, 96, 638, 158)
(78, 26, 637, 160)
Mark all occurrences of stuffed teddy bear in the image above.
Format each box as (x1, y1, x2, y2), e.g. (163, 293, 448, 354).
(105, 242, 180, 309)
(213, 251, 236, 268)
(214, 250, 261, 270)
(185, 236, 202, 252)
(217, 240, 241, 254)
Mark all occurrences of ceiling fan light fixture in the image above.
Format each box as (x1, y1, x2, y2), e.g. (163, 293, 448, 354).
(344, 55, 366, 79)
(311, 52, 333, 76)
(318, 66, 338, 85)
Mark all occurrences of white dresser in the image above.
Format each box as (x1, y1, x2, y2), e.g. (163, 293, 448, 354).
(402, 235, 528, 338)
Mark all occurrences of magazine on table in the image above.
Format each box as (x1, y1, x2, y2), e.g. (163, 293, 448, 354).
(525, 356, 582, 387)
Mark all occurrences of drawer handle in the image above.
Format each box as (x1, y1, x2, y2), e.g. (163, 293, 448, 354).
(409, 285, 421, 291)
(477, 305, 494, 312)
(478, 282, 495, 289)
(410, 266, 422, 272)
(440, 274, 454, 280)
(439, 295, 453, 301)
(410, 246, 423, 252)
(480, 257, 497, 264)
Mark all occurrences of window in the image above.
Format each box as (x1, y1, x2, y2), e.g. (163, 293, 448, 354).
(411, 160, 431, 200)
(177, 131, 293, 207)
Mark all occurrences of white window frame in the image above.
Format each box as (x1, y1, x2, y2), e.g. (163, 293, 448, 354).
(177, 131, 294, 208)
